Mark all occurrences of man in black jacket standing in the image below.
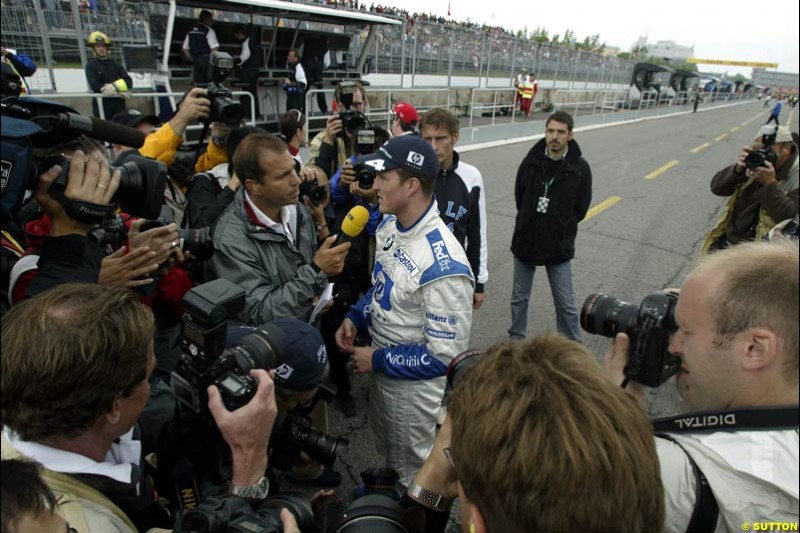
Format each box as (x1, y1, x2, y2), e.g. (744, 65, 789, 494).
(508, 111, 592, 341)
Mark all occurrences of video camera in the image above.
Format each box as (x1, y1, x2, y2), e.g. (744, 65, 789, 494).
(175, 489, 316, 533)
(745, 125, 780, 169)
(580, 292, 681, 387)
(171, 278, 288, 414)
(206, 51, 245, 125)
(1, 65, 166, 222)
(336, 81, 368, 137)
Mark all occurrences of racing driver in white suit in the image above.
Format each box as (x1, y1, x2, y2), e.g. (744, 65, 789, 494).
(336, 135, 474, 485)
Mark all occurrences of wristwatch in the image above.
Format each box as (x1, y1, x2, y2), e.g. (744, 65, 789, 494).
(407, 481, 454, 511)
(227, 476, 270, 500)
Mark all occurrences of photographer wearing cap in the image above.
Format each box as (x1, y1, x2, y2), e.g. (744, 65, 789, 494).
(604, 240, 799, 531)
(1, 283, 278, 532)
(209, 133, 350, 325)
(335, 135, 474, 486)
(403, 335, 664, 532)
(703, 125, 798, 253)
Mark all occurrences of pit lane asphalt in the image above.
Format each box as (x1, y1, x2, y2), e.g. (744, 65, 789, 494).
(285, 101, 796, 529)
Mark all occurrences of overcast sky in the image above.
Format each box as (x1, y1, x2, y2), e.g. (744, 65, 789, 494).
(374, 0, 799, 77)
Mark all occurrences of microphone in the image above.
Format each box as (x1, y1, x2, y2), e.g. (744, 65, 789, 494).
(334, 205, 369, 246)
(54, 113, 146, 149)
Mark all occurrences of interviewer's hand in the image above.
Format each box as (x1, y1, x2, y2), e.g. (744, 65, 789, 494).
(208, 369, 277, 486)
(335, 317, 357, 353)
(603, 333, 646, 407)
(313, 235, 350, 277)
(35, 150, 120, 237)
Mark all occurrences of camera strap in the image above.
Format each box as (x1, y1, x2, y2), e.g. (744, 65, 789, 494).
(651, 405, 799, 434)
(172, 459, 201, 511)
(48, 185, 117, 224)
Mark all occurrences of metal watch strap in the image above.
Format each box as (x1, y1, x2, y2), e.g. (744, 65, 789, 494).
(407, 481, 454, 511)
(227, 476, 269, 500)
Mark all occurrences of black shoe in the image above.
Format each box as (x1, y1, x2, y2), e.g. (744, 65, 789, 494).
(336, 393, 356, 418)
(286, 467, 342, 487)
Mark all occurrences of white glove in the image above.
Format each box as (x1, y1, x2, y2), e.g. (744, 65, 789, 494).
(100, 83, 116, 96)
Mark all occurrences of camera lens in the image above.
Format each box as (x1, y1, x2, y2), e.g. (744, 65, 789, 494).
(216, 98, 245, 125)
(580, 293, 640, 338)
(178, 227, 214, 261)
(356, 168, 375, 189)
(254, 494, 316, 533)
(331, 495, 410, 533)
(745, 150, 767, 169)
(232, 321, 287, 372)
(112, 155, 168, 220)
(304, 429, 349, 467)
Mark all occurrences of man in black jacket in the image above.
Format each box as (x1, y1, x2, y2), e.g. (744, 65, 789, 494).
(84, 31, 133, 119)
(508, 111, 591, 341)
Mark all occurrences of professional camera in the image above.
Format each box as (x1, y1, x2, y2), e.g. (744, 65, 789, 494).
(206, 51, 245, 125)
(175, 491, 317, 533)
(580, 292, 681, 387)
(329, 495, 413, 533)
(171, 278, 287, 413)
(56, 151, 168, 220)
(442, 349, 484, 405)
(351, 127, 391, 189)
(336, 81, 367, 137)
(745, 125, 780, 169)
(299, 176, 327, 206)
(354, 467, 402, 500)
(140, 205, 214, 261)
(1, 75, 160, 222)
(270, 383, 349, 469)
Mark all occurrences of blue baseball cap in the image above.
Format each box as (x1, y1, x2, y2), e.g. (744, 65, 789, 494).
(356, 134, 441, 180)
(226, 318, 328, 391)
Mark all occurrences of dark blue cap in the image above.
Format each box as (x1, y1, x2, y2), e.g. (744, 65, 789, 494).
(356, 134, 441, 180)
(227, 318, 328, 391)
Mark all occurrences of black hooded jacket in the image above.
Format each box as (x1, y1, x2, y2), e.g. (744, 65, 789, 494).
(511, 137, 592, 265)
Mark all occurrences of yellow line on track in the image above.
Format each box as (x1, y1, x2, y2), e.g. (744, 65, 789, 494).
(715, 133, 728, 141)
(582, 196, 622, 222)
(731, 126, 740, 132)
(691, 143, 712, 153)
(645, 160, 680, 180)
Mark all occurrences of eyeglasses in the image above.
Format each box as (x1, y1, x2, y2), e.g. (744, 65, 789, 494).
(289, 109, 303, 123)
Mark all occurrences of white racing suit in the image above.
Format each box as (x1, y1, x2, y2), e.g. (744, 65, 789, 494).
(346, 200, 474, 485)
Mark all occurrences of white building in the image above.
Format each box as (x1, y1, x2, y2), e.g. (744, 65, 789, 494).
(633, 37, 695, 62)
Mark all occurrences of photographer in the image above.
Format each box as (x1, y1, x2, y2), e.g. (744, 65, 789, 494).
(703, 125, 798, 253)
(184, 125, 261, 231)
(209, 132, 350, 325)
(306, 81, 368, 180)
(1, 283, 278, 532)
(402, 335, 664, 532)
(603, 240, 799, 531)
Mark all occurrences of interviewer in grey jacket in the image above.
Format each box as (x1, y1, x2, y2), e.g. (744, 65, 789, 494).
(210, 133, 350, 325)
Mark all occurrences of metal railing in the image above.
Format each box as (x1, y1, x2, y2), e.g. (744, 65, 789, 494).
(31, 90, 257, 139)
(468, 88, 519, 128)
(552, 90, 599, 116)
(303, 87, 451, 144)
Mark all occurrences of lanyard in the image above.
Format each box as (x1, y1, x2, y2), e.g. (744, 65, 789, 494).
(542, 177, 556, 199)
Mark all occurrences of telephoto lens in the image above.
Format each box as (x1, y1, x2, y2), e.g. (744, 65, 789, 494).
(330, 495, 411, 533)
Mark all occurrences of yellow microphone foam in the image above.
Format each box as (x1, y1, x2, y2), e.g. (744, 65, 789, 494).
(341, 205, 370, 238)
